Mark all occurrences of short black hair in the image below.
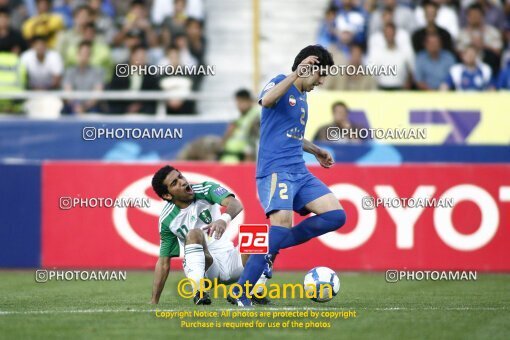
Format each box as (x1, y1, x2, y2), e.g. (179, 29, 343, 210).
(83, 22, 96, 30)
(332, 101, 348, 112)
(130, 43, 147, 54)
(384, 22, 396, 31)
(130, 0, 145, 8)
(422, 0, 438, 9)
(291, 45, 334, 72)
(73, 4, 92, 17)
(186, 17, 203, 28)
(0, 7, 10, 15)
(31, 35, 47, 44)
(235, 89, 252, 100)
(467, 3, 484, 15)
(152, 165, 177, 200)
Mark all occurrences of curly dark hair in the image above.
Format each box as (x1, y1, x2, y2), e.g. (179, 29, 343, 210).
(291, 45, 334, 72)
(151, 165, 177, 201)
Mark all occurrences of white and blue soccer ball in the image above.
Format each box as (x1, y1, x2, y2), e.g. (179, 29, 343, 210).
(303, 267, 340, 302)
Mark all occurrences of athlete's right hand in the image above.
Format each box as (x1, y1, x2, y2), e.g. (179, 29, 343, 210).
(296, 55, 320, 77)
(300, 55, 319, 66)
(202, 220, 227, 240)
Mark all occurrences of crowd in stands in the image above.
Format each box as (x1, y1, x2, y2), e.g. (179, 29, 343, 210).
(318, 0, 510, 90)
(0, 0, 205, 114)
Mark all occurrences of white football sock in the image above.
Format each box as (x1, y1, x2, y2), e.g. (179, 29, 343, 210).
(253, 273, 268, 294)
(184, 244, 205, 293)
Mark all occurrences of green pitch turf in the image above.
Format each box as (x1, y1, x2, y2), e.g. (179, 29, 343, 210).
(0, 271, 509, 339)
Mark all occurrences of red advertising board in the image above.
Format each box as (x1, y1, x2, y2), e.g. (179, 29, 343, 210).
(42, 163, 510, 271)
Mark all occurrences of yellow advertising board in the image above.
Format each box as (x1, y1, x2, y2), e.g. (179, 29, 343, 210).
(306, 92, 510, 144)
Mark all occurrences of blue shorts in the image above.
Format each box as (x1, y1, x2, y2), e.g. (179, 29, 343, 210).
(256, 171, 331, 217)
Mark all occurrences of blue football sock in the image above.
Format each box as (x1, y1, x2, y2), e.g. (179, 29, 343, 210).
(280, 210, 346, 249)
(236, 226, 291, 296)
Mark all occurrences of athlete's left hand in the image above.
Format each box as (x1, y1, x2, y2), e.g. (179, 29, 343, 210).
(315, 148, 334, 168)
(202, 220, 227, 240)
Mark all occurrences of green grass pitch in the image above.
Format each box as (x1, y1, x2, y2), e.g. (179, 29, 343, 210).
(0, 271, 509, 339)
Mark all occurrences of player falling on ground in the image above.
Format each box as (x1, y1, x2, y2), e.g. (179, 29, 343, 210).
(150, 165, 270, 305)
(232, 45, 347, 306)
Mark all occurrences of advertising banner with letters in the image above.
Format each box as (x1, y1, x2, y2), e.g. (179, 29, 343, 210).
(306, 92, 510, 145)
(41, 163, 510, 271)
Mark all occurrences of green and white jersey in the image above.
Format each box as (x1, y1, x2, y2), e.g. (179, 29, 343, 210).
(159, 181, 234, 257)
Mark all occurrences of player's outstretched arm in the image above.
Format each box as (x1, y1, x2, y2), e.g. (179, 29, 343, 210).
(260, 55, 319, 108)
(150, 256, 171, 304)
(203, 196, 243, 240)
(303, 138, 334, 168)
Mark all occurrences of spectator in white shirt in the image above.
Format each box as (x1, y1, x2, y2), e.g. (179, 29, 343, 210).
(368, 22, 415, 90)
(151, 0, 204, 26)
(20, 35, 63, 90)
(369, 7, 413, 55)
(369, 0, 416, 34)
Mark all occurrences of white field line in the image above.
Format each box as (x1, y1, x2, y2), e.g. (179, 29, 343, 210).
(0, 306, 508, 315)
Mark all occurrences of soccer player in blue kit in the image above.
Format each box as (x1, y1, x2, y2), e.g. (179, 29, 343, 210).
(233, 45, 347, 306)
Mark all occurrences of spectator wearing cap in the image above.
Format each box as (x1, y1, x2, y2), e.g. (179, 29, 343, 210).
(415, 33, 456, 90)
(412, 0, 454, 53)
(22, 0, 65, 48)
(0, 7, 27, 54)
(62, 41, 104, 114)
(20, 35, 63, 90)
(441, 45, 492, 91)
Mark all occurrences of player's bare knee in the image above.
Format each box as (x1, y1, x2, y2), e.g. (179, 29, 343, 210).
(269, 210, 293, 227)
(185, 228, 204, 245)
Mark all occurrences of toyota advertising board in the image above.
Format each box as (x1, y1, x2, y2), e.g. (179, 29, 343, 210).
(41, 162, 510, 271)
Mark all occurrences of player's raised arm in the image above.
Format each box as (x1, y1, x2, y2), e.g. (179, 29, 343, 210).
(151, 256, 171, 304)
(303, 138, 334, 168)
(259, 55, 319, 108)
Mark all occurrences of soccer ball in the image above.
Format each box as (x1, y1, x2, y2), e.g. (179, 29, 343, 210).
(303, 267, 340, 302)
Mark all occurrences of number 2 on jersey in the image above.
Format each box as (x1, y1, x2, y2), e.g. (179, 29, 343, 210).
(279, 183, 288, 199)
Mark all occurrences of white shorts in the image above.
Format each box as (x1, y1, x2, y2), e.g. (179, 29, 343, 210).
(184, 247, 244, 284)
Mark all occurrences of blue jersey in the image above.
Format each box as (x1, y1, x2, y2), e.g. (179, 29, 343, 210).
(445, 63, 492, 91)
(256, 74, 308, 178)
